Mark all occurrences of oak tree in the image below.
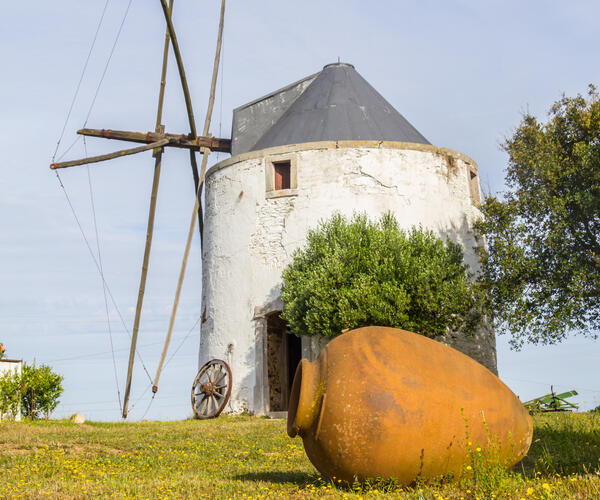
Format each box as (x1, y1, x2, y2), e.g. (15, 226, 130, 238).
(477, 85, 600, 347)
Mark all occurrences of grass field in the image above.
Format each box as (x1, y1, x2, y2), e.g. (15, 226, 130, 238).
(1, 413, 599, 499)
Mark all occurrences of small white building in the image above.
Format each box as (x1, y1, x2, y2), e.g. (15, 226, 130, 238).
(199, 63, 496, 415)
(0, 358, 22, 421)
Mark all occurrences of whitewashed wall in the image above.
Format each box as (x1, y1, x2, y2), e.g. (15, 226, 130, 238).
(200, 141, 494, 414)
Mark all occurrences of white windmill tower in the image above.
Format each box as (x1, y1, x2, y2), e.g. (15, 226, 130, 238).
(199, 62, 496, 415)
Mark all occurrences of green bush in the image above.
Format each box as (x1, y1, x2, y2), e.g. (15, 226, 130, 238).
(0, 363, 64, 420)
(0, 369, 22, 420)
(281, 212, 483, 339)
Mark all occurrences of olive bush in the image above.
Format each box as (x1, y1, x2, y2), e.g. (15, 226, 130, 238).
(281, 212, 482, 339)
(0, 363, 63, 420)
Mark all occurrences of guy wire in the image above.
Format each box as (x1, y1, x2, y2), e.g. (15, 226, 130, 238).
(84, 137, 123, 414)
(53, 170, 154, 385)
(83, 0, 135, 128)
(164, 313, 201, 369)
(52, 0, 111, 163)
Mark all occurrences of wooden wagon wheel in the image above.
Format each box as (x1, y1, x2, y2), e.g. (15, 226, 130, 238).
(191, 359, 232, 419)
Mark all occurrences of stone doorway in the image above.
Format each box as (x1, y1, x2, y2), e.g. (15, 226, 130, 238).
(266, 312, 302, 412)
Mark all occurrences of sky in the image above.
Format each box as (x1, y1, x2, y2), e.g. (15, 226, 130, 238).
(1, 0, 599, 421)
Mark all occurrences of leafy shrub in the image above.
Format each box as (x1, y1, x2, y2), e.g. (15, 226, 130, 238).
(281, 212, 482, 339)
(0, 363, 63, 420)
(0, 369, 22, 420)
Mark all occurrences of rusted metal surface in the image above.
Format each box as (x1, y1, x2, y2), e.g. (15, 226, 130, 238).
(191, 359, 232, 419)
(287, 326, 532, 485)
(77, 128, 231, 153)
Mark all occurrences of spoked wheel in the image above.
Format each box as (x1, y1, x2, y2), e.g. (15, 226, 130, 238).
(191, 359, 232, 419)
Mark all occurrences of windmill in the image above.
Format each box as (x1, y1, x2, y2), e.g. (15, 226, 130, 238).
(50, 0, 232, 420)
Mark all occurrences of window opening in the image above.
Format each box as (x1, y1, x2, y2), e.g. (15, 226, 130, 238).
(274, 161, 291, 190)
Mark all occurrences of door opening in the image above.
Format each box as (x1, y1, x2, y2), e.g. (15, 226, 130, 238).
(266, 312, 302, 412)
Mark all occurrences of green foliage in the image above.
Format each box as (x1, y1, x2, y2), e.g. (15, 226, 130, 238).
(281, 212, 481, 339)
(0, 369, 22, 420)
(0, 363, 63, 420)
(477, 85, 600, 347)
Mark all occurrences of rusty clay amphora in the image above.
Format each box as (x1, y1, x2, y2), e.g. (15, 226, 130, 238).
(287, 326, 532, 484)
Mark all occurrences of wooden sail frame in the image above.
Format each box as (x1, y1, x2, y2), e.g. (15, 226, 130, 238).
(51, 0, 229, 419)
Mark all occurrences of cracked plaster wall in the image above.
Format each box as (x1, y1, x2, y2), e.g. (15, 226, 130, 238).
(200, 142, 496, 414)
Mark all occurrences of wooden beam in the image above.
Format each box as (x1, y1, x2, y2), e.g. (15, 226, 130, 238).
(157, 0, 203, 238)
(77, 128, 231, 153)
(151, 0, 227, 396)
(197, 0, 227, 243)
(122, 0, 175, 421)
(50, 139, 170, 170)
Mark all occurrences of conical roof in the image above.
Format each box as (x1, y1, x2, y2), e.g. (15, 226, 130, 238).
(232, 63, 429, 155)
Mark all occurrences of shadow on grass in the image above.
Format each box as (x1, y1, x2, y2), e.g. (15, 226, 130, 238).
(234, 472, 403, 493)
(234, 471, 319, 486)
(517, 413, 600, 477)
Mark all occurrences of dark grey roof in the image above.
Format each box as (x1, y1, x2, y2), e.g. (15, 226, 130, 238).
(230, 73, 318, 156)
(231, 63, 429, 155)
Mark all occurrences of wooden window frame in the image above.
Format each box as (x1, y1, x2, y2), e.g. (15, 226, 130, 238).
(265, 154, 298, 198)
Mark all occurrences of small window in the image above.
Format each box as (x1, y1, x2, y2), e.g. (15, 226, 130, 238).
(265, 154, 298, 198)
(274, 161, 291, 190)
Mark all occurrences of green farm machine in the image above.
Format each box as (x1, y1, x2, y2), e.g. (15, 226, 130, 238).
(523, 386, 579, 413)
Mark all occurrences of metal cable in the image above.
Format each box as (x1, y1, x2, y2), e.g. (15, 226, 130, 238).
(57, 136, 82, 162)
(46, 333, 193, 363)
(84, 137, 123, 414)
(55, 0, 133, 162)
(53, 171, 153, 384)
(52, 0, 111, 163)
(138, 393, 156, 421)
(163, 314, 201, 368)
(83, 0, 135, 128)
(127, 383, 152, 414)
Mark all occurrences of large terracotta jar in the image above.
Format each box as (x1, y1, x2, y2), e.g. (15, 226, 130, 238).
(287, 326, 532, 484)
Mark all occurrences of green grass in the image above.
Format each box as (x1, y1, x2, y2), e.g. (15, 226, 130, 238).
(0, 413, 599, 499)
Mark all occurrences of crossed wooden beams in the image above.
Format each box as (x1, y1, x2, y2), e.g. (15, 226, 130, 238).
(50, 128, 231, 170)
(51, 0, 228, 420)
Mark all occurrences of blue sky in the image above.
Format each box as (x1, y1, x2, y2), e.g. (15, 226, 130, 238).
(1, 0, 599, 420)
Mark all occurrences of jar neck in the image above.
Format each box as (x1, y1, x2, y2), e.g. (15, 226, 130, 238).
(287, 358, 321, 437)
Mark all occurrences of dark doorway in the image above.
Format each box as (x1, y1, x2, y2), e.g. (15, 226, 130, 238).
(266, 312, 302, 412)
